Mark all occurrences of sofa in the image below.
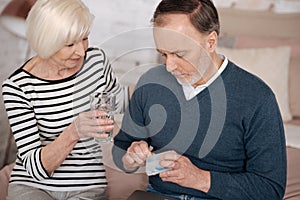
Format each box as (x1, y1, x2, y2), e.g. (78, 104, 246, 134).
(1, 8, 300, 200)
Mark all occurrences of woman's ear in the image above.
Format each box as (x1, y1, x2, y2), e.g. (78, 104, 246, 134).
(207, 31, 218, 52)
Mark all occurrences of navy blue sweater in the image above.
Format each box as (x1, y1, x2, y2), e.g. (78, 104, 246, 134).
(113, 61, 286, 200)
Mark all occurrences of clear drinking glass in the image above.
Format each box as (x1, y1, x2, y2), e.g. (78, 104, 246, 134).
(90, 92, 116, 143)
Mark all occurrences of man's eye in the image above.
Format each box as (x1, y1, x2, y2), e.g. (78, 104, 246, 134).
(176, 53, 185, 58)
(66, 43, 74, 47)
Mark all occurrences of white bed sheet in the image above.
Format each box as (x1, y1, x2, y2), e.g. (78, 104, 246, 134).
(284, 123, 300, 149)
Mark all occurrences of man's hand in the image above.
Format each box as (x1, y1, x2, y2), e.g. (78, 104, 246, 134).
(122, 141, 152, 170)
(159, 151, 211, 193)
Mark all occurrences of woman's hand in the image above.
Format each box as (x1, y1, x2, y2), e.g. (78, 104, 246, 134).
(72, 110, 114, 140)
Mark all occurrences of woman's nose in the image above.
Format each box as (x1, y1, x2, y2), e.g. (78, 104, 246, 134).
(74, 42, 85, 56)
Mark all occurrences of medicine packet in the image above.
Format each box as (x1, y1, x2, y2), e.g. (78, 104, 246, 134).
(146, 151, 171, 176)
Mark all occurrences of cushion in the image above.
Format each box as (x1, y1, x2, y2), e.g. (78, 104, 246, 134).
(0, 162, 15, 200)
(234, 36, 300, 118)
(289, 58, 300, 118)
(217, 46, 292, 121)
(105, 166, 148, 200)
(284, 147, 300, 199)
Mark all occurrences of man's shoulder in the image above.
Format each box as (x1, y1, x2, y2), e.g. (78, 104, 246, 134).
(226, 61, 273, 93)
(144, 64, 167, 75)
(225, 60, 275, 103)
(138, 64, 176, 87)
(140, 64, 172, 81)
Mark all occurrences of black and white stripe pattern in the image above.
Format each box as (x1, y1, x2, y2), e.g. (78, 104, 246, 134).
(2, 47, 124, 191)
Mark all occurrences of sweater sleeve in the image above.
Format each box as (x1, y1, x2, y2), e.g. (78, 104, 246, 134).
(208, 93, 287, 200)
(113, 84, 149, 172)
(2, 80, 50, 181)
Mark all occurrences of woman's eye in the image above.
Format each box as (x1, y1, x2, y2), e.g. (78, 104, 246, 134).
(83, 37, 88, 41)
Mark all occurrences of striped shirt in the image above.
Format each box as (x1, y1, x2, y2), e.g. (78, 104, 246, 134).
(2, 47, 123, 191)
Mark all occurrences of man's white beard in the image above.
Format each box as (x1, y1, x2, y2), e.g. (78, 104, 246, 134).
(172, 72, 201, 86)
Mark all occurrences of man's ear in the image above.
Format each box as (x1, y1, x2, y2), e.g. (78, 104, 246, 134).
(207, 31, 218, 52)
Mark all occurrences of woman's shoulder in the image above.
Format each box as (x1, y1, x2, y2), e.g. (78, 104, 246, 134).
(2, 67, 25, 94)
(5, 64, 28, 83)
(86, 46, 106, 57)
(84, 46, 108, 64)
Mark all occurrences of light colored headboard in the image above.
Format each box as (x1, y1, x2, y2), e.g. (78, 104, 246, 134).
(218, 8, 300, 38)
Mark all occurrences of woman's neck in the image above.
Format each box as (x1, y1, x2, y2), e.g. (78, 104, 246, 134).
(23, 56, 81, 80)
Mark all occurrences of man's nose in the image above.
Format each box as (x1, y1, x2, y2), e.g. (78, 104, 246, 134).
(165, 55, 177, 72)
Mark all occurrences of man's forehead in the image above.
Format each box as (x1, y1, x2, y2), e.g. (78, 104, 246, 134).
(153, 13, 203, 38)
(154, 27, 203, 51)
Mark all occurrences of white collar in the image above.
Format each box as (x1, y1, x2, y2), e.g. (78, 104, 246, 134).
(182, 55, 228, 101)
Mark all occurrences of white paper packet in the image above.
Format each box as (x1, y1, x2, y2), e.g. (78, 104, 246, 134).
(146, 151, 172, 176)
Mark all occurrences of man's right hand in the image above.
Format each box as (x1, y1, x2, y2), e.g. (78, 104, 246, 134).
(122, 141, 153, 170)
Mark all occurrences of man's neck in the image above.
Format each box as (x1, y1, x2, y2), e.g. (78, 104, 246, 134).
(192, 53, 223, 88)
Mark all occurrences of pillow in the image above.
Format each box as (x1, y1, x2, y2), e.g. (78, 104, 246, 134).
(217, 46, 292, 122)
(289, 58, 300, 118)
(234, 36, 300, 118)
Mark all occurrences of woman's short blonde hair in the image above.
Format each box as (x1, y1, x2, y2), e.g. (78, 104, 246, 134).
(26, 0, 94, 59)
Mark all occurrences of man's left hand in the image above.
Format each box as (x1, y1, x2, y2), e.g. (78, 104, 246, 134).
(159, 151, 211, 193)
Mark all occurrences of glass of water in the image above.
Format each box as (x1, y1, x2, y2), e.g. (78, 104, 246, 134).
(90, 92, 116, 143)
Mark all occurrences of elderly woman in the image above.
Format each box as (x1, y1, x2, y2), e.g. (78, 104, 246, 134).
(2, 0, 127, 199)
